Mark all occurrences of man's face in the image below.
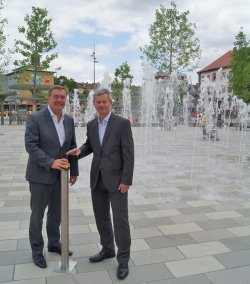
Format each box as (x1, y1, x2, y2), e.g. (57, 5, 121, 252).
(48, 89, 67, 114)
(94, 93, 112, 118)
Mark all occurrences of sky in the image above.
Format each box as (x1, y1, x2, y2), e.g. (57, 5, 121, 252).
(2, 0, 250, 86)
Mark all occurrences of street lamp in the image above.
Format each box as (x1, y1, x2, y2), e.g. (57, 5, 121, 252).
(90, 42, 98, 85)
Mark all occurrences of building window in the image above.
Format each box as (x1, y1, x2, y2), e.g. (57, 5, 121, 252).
(212, 73, 216, 81)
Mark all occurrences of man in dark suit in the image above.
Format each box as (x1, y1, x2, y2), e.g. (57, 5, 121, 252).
(25, 85, 78, 268)
(67, 88, 134, 280)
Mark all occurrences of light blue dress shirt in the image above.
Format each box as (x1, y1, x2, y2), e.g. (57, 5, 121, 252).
(98, 111, 111, 145)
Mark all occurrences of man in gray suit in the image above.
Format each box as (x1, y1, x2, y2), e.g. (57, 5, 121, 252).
(67, 88, 134, 280)
(25, 85, 78, 268)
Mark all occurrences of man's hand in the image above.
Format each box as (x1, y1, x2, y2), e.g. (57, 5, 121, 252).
(51, 158, 70, 171)
(69, 176, 77, 186)
(66, 148, 81, 156)
(118, 184, 130, 193)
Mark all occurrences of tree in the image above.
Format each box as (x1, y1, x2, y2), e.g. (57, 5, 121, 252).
(111, 61, 133, 101)
(14, 7, 59, 110)
(54, 75, 78, 93)
(140, 1, 201, 75)
(0, 0, 8, 73)
(0, 0, 10, 125)
(229, 28, 250, 103)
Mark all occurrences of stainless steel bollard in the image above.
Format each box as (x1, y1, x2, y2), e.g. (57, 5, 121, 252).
(54, 166, 77, 273)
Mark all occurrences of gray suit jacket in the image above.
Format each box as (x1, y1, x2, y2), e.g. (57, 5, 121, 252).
(25, 107, 78, 184)
(79, 112, 134, 192)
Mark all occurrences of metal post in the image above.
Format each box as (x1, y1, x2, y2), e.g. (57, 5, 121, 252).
(54, 166, 77, 273)
(90, 41, 98, 85)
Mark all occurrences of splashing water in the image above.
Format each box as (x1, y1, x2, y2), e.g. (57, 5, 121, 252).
(122, 78, 132, 120)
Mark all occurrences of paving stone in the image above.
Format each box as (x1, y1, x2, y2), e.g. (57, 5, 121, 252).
(206, 210, 243, 219)
(0, 250, 31, 265)
(110, 263, 173, 284)
(69, 215, 95, 225)
(237, 208, 250, 217)
(17, 239, 30, 250)
(131, 247, 184, 265)
(131, 227, 163, 239)
(143, 209, 181, 218)
(145, 234, 195, 249)
(188, 229, 236, 242)
(0, 212, 30, 222)
(233, 216, 250, 226)
(128, 204, 159, 213)
(69, 224, 90, 234)
(0, 240, 17, 251)
(69, 232, 100, 245)
(131, 238, 150, 251)
(165, 256, 225, 278)
(130, 216, 174, 229)
(69, 209, 84, 217)
(147, 274, 212, 284)
(0, 221, 20, 231)
(14, 261, 70, 281)
(177, 206, 216, 215)
(0, 265, 14, 282)
(221, 236, 250, 251)
(205, 265, 250, 284)
(228, 225, 250, 237)
(0, 229, 28, 241)
(47, 271, 113, 284)
(0, 279, 45, 284)
(186, 200, 219, 207)
(177, 241, 231, 258)
(76, 257, 118, 273)
(196, 218, 240, 230)
(214, 249, 250, 268)
(159, 223, 203, 235)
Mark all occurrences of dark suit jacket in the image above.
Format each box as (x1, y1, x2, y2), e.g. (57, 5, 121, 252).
(79, 112, 134, 192)
(25, 107, 78, 184)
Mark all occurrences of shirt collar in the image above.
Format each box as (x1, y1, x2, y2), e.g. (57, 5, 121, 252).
(98, 111, 111, 123)
(48, 106, 65, 119)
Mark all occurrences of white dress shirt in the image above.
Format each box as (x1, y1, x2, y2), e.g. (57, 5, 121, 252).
(48, 106, 65, 147)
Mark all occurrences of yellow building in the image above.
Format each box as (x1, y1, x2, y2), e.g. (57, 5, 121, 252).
(6, 67, 55, 111)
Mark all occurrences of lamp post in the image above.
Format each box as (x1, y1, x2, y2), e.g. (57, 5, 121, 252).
(90, 42, 98, 85)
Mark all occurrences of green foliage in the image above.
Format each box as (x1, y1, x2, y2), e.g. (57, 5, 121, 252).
(14, 6, 58, 71)
(0, 0, 9, 73)
(140, 1, 201, 74)
(111, 61, 133, 101)
(229, 28, 250, 103)
(54, 75, 78, 93)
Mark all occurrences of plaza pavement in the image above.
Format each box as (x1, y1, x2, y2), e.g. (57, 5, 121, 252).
(0, 124, 250, 284)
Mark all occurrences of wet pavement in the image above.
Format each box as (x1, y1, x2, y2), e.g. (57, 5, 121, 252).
(0, 124, 250, 284)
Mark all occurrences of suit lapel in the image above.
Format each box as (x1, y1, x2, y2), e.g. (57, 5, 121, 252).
(62, 116, 70, 148)
(101, 113, 115, 148)
(92, 118, 102, 150)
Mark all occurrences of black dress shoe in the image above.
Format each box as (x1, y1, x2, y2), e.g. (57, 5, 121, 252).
(32, 253, 47, 269)
(89, 250, 115, 263)
(48, 246, 73, 256)
(117, 263, 129, 279)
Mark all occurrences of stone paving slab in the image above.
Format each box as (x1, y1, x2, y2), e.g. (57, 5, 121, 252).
(0, 125, 250, 283)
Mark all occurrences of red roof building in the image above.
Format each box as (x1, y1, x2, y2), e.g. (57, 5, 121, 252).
(197, 50, 232, 85)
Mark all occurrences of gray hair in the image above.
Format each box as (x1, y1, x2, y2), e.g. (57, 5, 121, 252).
(93, 88, 112, 102)
(48, 85, 67, 97)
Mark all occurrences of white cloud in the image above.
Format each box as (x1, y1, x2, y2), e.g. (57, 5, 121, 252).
(2, 0, 250, 85)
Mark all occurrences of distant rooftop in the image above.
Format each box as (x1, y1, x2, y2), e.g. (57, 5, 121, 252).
(197, 50, 233, 73)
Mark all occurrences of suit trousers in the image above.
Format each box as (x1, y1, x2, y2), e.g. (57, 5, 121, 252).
(29, 178, 61, 253)
(91, 173, 131, 264)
